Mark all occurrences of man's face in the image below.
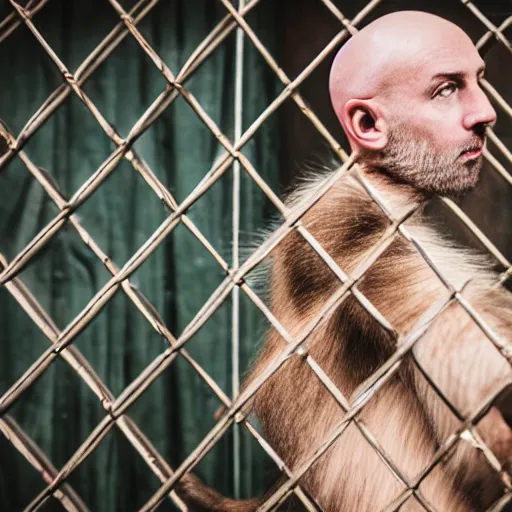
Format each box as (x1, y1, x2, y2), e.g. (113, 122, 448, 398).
(371, 36, 496, 196)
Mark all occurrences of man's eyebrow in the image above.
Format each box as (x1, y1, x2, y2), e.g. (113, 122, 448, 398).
(430, 71, 465, 83)
(430, 66, 486, 83)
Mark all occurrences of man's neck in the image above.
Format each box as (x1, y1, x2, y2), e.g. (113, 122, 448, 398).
(355, 165, 426, 221)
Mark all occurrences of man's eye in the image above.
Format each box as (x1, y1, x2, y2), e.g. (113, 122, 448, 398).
(435, 83, 456, 98)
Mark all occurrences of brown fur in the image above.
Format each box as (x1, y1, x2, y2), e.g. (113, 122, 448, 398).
(177, 168, 512, 511)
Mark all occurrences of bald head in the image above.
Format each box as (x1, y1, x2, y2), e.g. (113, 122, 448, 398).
(328, 10, 496, 196)
(330, 11, 476, 132)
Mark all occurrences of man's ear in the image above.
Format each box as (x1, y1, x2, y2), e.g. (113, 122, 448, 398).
(344, 99, 388, 151)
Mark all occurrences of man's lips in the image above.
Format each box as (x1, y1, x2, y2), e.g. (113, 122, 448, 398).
(459, 146, 483, 160)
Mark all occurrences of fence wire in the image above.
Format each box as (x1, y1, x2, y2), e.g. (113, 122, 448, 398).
(0, 0, 511, 511)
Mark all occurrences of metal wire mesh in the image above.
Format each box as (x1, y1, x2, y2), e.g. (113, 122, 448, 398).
(0, 0, 511, 510)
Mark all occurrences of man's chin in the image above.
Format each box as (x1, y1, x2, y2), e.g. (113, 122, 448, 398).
(439, 168, 481, 198)
(446, 183, 479, 198)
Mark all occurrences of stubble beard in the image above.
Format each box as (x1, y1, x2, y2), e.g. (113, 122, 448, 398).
(361, 125, 485, 197)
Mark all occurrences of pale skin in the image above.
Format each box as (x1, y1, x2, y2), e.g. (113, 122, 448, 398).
(175, 11, 512, 511)
(329, 11, 496, 159)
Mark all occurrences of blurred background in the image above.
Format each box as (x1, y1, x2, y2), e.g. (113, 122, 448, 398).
(0, 0, 510, 510)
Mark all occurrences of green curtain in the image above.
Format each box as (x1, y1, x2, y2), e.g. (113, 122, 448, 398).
(0, 1, 282, 510)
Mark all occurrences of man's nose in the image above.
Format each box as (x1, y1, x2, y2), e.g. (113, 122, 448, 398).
(462, 86, 497, 131)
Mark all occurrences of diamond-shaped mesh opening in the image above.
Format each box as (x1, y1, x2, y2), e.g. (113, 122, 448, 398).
(0, 158, 62, 262)
(277, 94, 350, 187)
(123, 219, 228, 335)
(457, 163, 512, 261)
(16, 90, 119, 200)
(64, 424, 164, 512)
(78, 22, 169, 139)
(125, 0, 230, 71)
(76, 156, 169, 265)
(0, 23, 63, 135)
(167, 42, 236, 131)
(167, 159, 283, 266)
(422, 196, 508, 269)
(116, 364, 178, 464)
(3, 355, 105, 470)
(132, 92, 234, 204)
(25, 0, 122, 72)
(0, 421, 55, 510)
(170, 300, 233, 394)
(1, 0, 511, 510)
(247, 0, 340, 81)
(484, 30, 512, 99)
(467, 0, 511, 23)
(1, 215, 113, 327)
(71, 287, 169, 396)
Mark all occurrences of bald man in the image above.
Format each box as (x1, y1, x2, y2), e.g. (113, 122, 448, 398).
(329, 10, 495, 195)
(175, 11, 511, 512)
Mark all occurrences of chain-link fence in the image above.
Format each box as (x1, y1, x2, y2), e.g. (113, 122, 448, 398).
(0, 0, 511, 510)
